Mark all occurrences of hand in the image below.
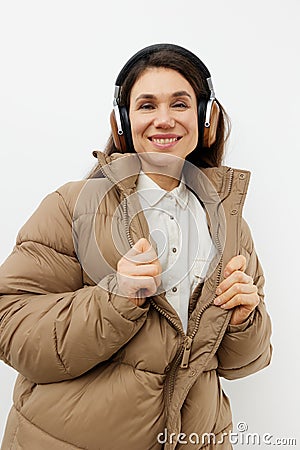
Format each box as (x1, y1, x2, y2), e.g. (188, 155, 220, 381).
(117, 238, 162, 306)
(214, 255, 259, 325)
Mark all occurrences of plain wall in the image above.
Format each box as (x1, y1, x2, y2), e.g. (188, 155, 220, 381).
(1, 1, 299, 448)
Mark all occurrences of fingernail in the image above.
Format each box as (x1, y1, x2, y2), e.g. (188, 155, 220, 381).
(214, 298, 221, 305)
(224, 270, 229, 277)
(216, 287, 222, 295)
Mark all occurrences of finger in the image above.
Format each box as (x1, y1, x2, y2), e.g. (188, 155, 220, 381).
(126, 264, 160, 278)
(125, 264, 161, 288)
(118, 274, 157, 297)
(126, 250, 158, 265)
(219, 292, 259, 310)
(133, 276, 158, 297)
(125, 238, 152, 258)
(117, 256, 160, 274)
(129, 296, 147, 307)
(125, 240, 158, 264)
(216, 271, 253, 295)
(214, 282, 257, 306)
(135, 287, 155, 300)
(224, 255, 247, 278)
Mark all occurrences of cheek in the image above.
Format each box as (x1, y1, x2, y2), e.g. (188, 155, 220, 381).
(187, 112, 199, 143)
(130, 114, 148, 138)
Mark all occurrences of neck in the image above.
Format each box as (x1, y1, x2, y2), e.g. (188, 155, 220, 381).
(144, 172, 180, 191)
(139, 153, 184, 191)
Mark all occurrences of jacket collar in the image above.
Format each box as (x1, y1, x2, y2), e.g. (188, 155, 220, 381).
(91, 150, 251, 203)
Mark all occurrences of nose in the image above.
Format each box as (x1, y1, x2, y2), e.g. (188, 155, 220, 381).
(153, 106, 175, 129)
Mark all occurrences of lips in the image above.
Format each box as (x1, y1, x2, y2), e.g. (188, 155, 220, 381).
(148, 134, 182, 146)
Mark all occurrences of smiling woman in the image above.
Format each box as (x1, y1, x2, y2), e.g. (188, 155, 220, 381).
(0, 43, 272, 450)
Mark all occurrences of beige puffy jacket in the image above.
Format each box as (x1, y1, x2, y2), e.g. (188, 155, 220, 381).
(0, 152, 272, 450)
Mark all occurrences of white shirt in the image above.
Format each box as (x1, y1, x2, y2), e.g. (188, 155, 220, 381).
(136, 172, 216, 332)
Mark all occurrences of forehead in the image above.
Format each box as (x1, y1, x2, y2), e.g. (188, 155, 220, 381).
(130, 67, 196, 98)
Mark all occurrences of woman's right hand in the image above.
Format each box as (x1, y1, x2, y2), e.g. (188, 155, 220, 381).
(116, 238, 162, 306)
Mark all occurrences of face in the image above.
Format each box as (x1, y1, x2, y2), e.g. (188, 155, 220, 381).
(129, 68, 198, 165)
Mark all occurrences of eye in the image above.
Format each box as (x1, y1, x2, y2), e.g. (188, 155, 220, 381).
(172, 101, 189, 109)
(138, 103, 155, 110)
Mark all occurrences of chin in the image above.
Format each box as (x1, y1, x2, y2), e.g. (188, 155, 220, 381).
(137, 151, 185, 168)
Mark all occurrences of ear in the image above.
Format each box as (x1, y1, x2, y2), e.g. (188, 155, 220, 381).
(203, 101, 220, 148)
(110, 110, 127, 152)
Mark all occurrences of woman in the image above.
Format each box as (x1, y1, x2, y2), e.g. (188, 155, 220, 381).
(0, 44, 272, 449)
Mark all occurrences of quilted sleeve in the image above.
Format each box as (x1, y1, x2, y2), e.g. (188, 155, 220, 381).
(0, 186, 149, 384)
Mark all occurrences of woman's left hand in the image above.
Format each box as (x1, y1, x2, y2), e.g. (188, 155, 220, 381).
(214, 255, 260, 325)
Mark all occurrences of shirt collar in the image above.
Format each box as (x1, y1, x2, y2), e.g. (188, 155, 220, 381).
(136, 171, 189, 209)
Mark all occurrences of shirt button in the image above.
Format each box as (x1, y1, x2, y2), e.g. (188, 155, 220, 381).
(172, 247, 177, 253)
(170, 216, 174, 220)
(172, 287, 177, 293)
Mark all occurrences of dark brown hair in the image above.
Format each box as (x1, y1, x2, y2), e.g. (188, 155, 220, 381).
(88, 46, 231, 177)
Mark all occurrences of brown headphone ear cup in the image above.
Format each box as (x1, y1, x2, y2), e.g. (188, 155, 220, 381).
(110, 110, 127, 152)
(203, 101, 220, 148)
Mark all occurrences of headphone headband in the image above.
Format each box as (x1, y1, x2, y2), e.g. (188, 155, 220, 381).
(115, 43, 212, 90)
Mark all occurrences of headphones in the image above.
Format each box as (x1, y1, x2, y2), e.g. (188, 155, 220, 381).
(110, 43, 220, 153)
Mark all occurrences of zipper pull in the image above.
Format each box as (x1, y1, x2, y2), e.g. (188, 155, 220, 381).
(180, 336, 193, 369)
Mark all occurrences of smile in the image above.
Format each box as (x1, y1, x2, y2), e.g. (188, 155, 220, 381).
(148, 135, 182, 148)
(152, 137, 179, 144)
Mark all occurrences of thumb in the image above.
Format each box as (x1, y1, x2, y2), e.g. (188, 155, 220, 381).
(133, 238, 152, 254)
(224, 255, 247, 277)
(125, 238, 157, 264)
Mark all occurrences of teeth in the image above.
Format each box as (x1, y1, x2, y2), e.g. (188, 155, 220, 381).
(152, 137, 178, 144)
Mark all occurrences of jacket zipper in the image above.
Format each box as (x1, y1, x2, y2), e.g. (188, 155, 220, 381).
(99, 162, 234, 405)
(98, 165, 135, 247)
(148, 298, 186, 408)
(123, 196, 135, 247)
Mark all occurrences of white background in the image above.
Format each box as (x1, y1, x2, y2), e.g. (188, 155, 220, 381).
(0, 1, 299, 448)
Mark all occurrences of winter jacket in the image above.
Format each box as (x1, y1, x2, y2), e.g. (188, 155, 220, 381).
(0, 151, 272, 450)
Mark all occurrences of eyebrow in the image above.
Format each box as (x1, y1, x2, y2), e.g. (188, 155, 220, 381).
(135, 90, 192, 102)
